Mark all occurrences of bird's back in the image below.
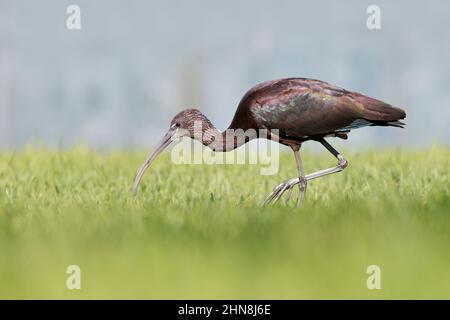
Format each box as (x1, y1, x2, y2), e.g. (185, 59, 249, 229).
(229, 78, 405, 142)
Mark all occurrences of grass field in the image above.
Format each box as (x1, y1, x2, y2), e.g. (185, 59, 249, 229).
(0, 145, 449, 299)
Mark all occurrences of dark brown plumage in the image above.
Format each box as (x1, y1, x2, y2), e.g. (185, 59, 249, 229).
(229, 78, 406, 144)
(132, 77, 406, 206)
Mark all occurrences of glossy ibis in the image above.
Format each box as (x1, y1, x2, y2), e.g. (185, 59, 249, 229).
(132, 78, 406, 206)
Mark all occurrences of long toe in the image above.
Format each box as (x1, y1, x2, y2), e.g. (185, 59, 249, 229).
(295, 178, 307, 208)
(263, 180, 289, 206)
(264, 178, 301, 206)
(285, 187, 294, 204)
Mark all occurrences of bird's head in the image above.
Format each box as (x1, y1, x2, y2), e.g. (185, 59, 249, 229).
(132, 108, 213, 194)
(170, 108, 214, 139)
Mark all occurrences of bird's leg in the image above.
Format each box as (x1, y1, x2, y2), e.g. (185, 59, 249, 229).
(264, 139, 348, 205)
(304, 139, 348, 181)
(292, 150, 307, 206)
(264, 146, 307, 207)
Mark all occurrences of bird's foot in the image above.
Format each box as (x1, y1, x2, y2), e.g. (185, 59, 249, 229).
(263, 176, 307, 207)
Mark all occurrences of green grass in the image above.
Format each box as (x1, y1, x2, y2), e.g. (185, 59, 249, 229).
(0, 145, 449, 299)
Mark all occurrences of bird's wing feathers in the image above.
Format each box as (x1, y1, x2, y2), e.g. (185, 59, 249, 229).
(249, 79, 364, 138)
(245, 78, 405, 139)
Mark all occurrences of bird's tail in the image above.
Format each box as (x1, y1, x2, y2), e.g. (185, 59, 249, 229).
(370, 119, 406, 128)
(356, 95, 406, 128)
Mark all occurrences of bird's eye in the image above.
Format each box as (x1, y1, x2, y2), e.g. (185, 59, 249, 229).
(175, 123, 180, 127)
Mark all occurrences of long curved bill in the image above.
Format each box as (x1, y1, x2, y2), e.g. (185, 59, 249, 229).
(132, 129, 175, 194)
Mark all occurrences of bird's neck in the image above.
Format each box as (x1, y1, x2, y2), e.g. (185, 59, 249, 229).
(198, 118, 253, 152)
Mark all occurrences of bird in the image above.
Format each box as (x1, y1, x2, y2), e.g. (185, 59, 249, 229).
(132, 77, 406, 206)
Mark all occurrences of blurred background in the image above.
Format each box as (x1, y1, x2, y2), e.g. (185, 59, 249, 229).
(0, 0, 449, 149)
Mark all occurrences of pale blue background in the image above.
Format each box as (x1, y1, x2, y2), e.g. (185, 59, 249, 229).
(0, 0, 449, 149)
